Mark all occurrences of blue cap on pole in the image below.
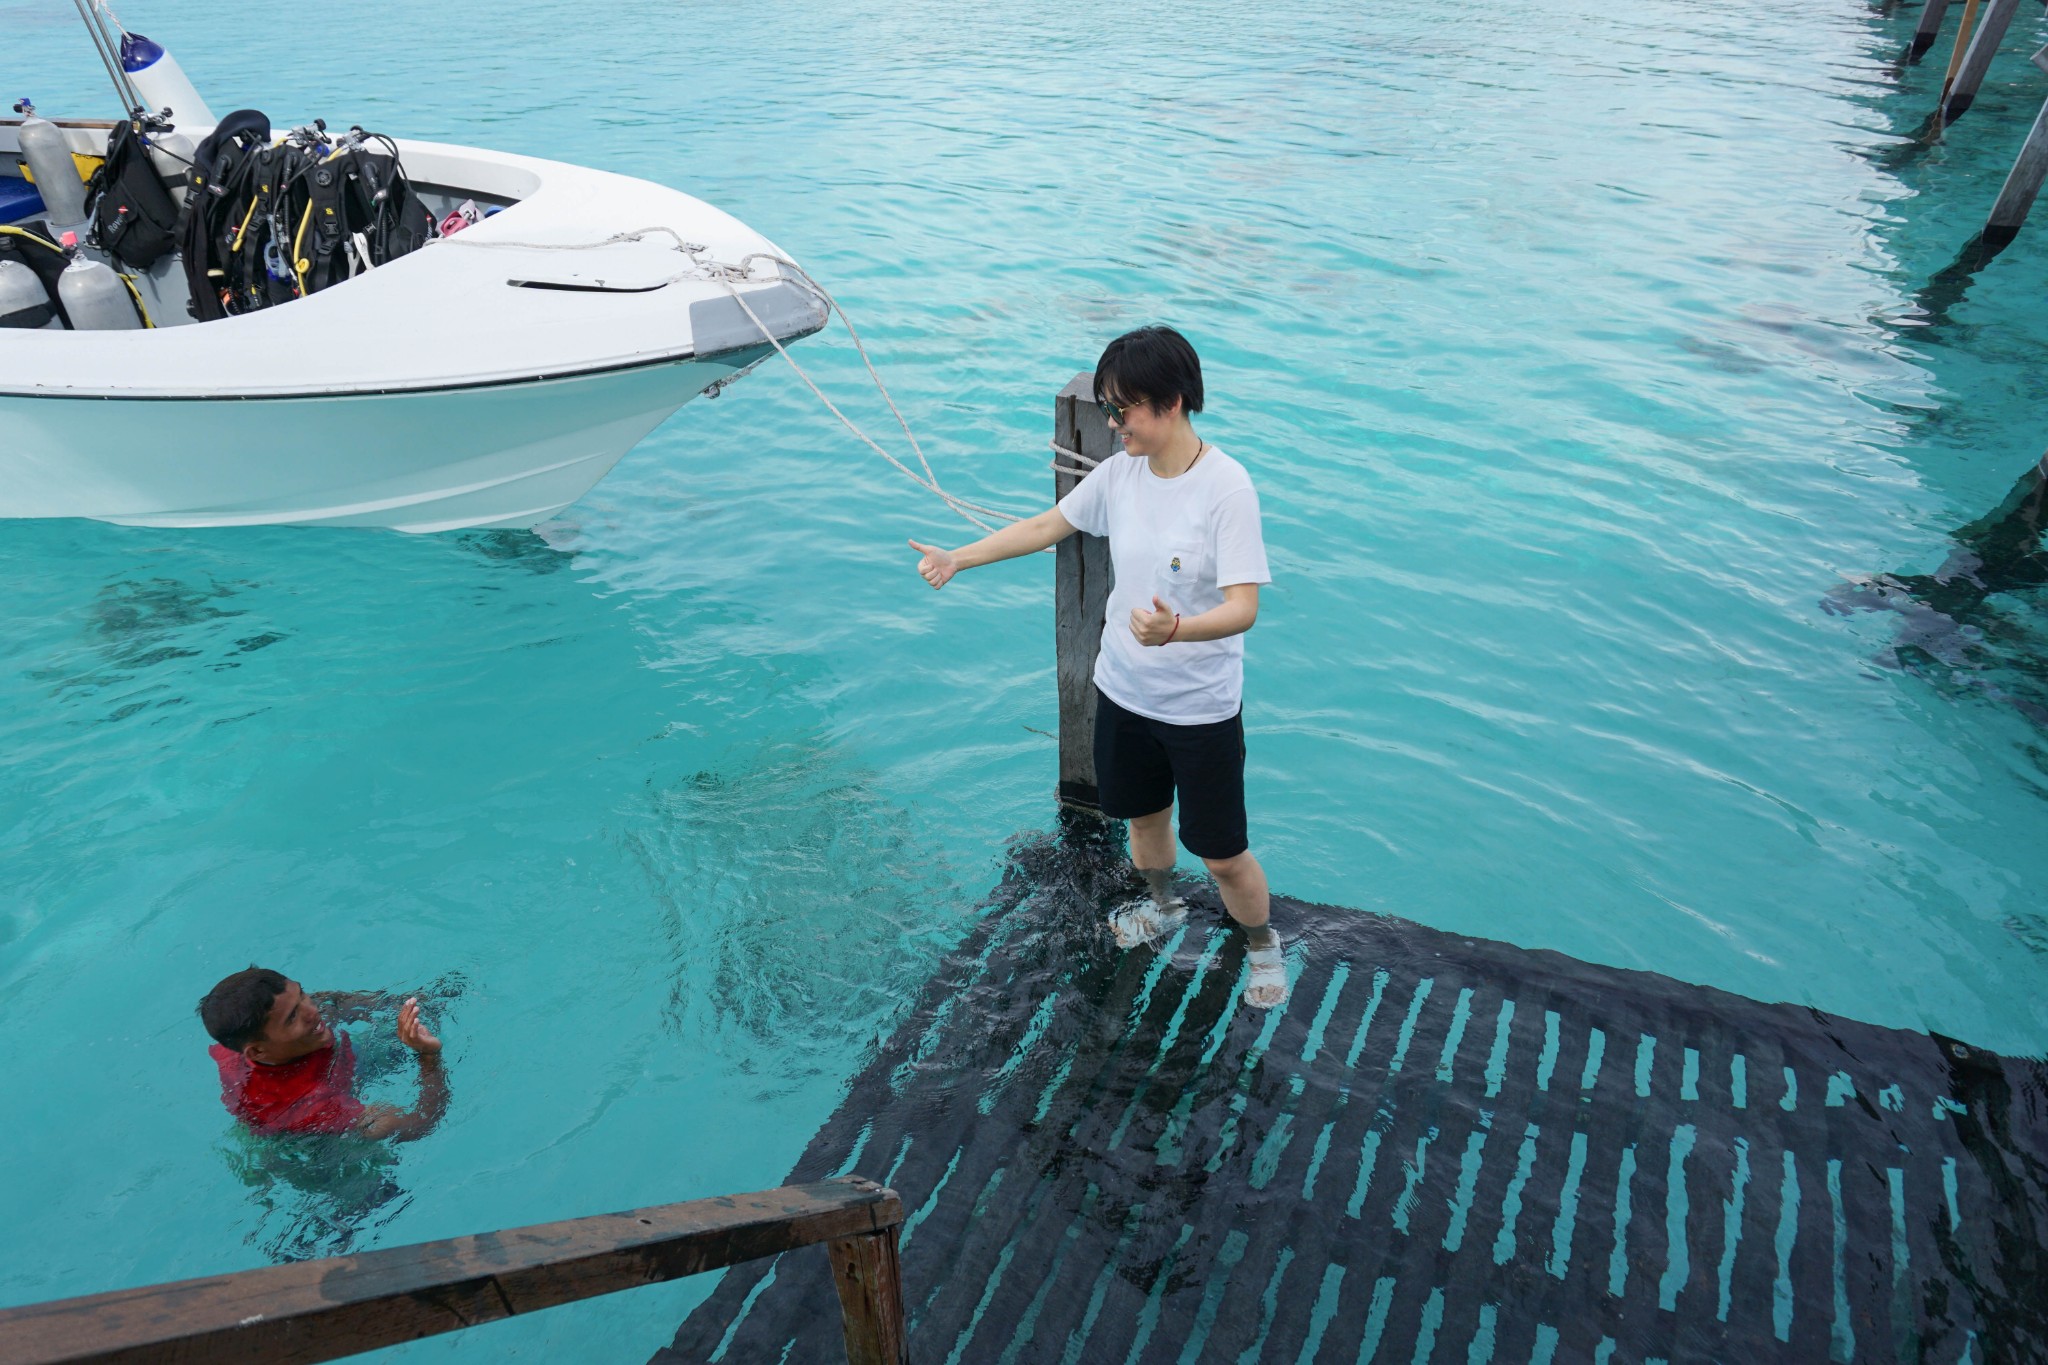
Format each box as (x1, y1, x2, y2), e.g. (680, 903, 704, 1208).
(119, 32, 166, 73)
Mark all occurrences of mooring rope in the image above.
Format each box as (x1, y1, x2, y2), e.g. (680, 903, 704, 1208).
(436, 227, 1036, 535)
(1048, 440, 1098, 478)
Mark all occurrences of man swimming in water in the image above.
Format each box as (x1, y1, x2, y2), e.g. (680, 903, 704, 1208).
(198, 967, 448, 1141)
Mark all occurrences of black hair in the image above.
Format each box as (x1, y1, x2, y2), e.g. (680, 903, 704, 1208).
(1094, 325, 1204, 417)
(198, 966, 287, 1050)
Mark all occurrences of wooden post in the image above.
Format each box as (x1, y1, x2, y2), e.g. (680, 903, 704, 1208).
(1053, 372, 1116, 812)
(1984, 85, 2048, 248)
(1910, 0, 1952, 62)
(1941, 0, 2022, 124)
(1938, 0, 1983, 101)
(825, 1225, 909, 1365)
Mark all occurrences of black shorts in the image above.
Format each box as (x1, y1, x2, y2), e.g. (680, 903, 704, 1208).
(1092, 687, 1248, 860)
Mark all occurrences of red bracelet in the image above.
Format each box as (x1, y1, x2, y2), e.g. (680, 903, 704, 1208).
(1164, 613, 1180, 644)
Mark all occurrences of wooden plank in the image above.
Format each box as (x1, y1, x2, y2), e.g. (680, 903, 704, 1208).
(1911, 0, 1954, 62)
(1984, 88, 2048, 247)
(1053, 372, 1116, 810)
(0, 1179, 903, 1365)
(1941, 0, 2022, 124)
(826, 1228, 909, 1365)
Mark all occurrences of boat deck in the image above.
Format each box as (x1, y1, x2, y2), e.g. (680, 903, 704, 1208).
(659, 822, 2048, 1364)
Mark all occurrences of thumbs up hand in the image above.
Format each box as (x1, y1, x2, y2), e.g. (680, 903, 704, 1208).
(909, 539, 959, 590)
(1131, 595, 1180, 646)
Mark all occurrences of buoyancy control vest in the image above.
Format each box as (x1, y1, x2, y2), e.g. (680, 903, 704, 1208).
(84, 118, 180, 270)
(178, 109, 271, 322)
(287, 141, 433, 297)
(179, 111, 434, 323)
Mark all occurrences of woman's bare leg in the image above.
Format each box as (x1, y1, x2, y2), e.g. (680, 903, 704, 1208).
(1128, 806, 1177, 904)
(1204, 850, 1285, 1007)
(1200, 850, 1269, 928)
(1109, 806, 1185, 948)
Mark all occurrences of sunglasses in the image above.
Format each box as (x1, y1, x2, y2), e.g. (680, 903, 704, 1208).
(1098, 396, 1143, 426)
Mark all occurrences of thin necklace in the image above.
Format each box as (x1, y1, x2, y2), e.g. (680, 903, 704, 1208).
(1151, 436, 1206, 478)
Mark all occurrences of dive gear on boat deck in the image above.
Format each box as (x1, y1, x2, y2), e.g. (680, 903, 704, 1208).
(0, 258, 58, 329)
(179, 112, 433, 322)
(10, 100, 89, 230)
(0, 226, 73, 328)
(178, 109, 268, 322)
(84, 117, 180, 270)
(146, 127, 196, 208)
(56, 233, 142, 330)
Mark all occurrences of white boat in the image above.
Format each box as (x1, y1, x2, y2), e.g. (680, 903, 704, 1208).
(0, 9, 825, 533)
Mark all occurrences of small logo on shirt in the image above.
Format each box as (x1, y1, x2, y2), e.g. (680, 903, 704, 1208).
(1169, 556, 1182, 573)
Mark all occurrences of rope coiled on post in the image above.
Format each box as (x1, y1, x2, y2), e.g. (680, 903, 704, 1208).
(1048, 440, 1098, 478)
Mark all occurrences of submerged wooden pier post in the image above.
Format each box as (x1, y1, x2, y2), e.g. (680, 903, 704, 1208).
(1052, 372, 1116, 811)
(1941, 0, 2022, 124)
(1911, 0, 1954, 62)
(1984, 83, 2048, 247)
(826, 1223, 910, 1365)
(1938, 0, 1984, 103)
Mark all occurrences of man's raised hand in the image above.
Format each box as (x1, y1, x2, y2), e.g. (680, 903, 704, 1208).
(397, 997, 442, 1056)
(909, 539, 959, 590)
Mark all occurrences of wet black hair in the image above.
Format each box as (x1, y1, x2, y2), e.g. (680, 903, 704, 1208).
(198, 966, 288, 1051)
(1094, 325, 1204, 417)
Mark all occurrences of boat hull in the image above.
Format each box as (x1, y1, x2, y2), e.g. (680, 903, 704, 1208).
(0, 348, 765, 532)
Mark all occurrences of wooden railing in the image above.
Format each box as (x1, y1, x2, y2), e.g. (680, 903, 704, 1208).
(0, 1176, 907, 1365)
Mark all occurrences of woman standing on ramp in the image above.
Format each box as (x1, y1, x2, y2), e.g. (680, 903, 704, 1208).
(908, 326, 1285, 1009)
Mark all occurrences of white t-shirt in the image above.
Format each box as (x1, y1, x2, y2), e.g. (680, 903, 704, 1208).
(1057, 446, 1271, 725)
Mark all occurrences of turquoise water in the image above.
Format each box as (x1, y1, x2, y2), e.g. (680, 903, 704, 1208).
(7, 0, 2048, 1357)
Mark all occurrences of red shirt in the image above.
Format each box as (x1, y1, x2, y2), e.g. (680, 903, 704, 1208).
(209, 1033, 366, 1136)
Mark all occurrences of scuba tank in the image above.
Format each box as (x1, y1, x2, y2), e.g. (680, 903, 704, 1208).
(119, 33, 216, 129)
(0, 258, 59, 329)
(9, 100, 89, 230)
(55, 232, 140, 330)
(146, 127, 196, 207)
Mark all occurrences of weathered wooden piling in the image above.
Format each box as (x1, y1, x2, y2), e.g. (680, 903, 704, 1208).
(1941, 0, 2023, 124)
(825, 1219, 911, 1365)
(1983, 83, 2048, 247)
(1937, 0, 1984, 103)
(1052, 372, 1116, 812)
(1910, 0, 1953, 62)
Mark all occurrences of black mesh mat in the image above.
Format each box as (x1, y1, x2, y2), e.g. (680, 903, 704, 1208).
(660, 822, 2048, 1364)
